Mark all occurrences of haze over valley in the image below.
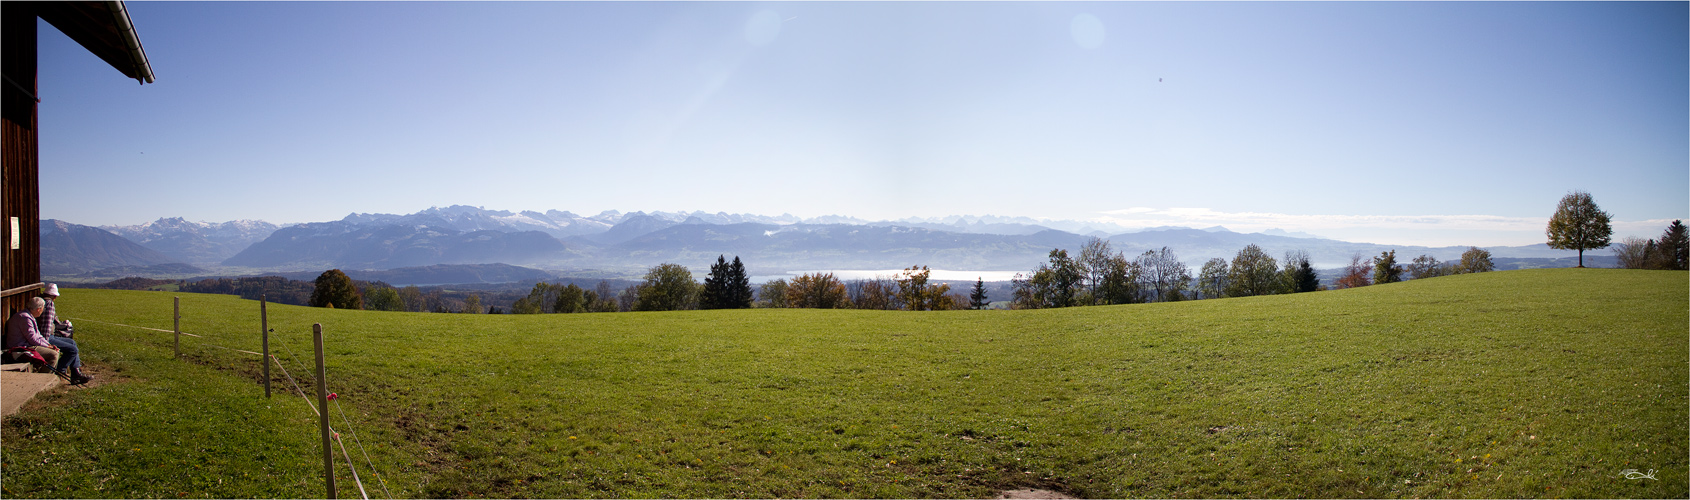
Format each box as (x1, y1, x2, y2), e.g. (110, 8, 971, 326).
(42, 205, 1616, 286)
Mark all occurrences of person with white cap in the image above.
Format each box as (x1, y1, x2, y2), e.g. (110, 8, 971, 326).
(37, 283, 65, 337)
(37, 284, 90, 385)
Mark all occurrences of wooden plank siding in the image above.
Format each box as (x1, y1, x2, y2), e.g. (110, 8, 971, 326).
(2, 3, 42, 316)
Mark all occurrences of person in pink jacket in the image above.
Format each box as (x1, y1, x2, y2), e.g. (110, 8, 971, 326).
(6, 297, 60, 373)
(6, 296, 89, 384)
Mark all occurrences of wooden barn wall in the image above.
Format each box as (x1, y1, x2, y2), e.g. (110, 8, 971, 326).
(3, 3, 42, 316)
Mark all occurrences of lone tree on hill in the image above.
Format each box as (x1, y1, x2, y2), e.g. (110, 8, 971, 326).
(1458, 246, 1494, 274)
(310, 269, 362, 310)
(1546, 190, 1613, 267)
(969, 278, 989, 309)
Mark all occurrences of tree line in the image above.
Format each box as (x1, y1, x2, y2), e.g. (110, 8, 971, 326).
(488, 257, 995, 314)
(201, 190, 1669, 314)
(1612, 220, 1688, 271)
(1008, 238, 1497, 309)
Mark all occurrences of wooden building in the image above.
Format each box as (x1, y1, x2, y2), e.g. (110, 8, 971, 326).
(2, 1, 154, 314)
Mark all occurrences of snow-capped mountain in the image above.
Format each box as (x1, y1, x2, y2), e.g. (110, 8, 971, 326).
(101, 217, 279, 265)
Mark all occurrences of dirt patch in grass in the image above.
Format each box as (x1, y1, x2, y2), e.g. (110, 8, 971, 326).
(65, 364, 124, 390)
(997, 488, 1076, 499)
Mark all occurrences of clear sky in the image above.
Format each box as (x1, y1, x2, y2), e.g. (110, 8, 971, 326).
(35, 1, 1688, 247)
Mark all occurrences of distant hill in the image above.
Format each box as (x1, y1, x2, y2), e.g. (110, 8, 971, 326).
(223, 219, 571, 270)
(65, 205, 1611, 277)
(101, 217, 278, 265)
(78, 263, 207, 279)
(268, 263, 558, 286)
(40, 220, 182, 276)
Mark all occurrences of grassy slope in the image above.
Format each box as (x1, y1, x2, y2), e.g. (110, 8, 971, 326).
(2, 268, 1684, 498)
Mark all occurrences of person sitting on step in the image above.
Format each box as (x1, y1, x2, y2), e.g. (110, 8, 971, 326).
(4, 297, 89, 385)
(36, 284, 71, 338)
(6, 297, 61, 376)
(36, 285, 90, 384)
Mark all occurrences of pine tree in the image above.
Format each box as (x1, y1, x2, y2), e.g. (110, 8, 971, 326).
(699, 255, 729, 310)
(1657, 220, 1688, 270)
(1373, 250, 1403, 284)
(1293, 260, 1320, 292)
(727, 256, 753, 309)
(969, 278, 989, 309)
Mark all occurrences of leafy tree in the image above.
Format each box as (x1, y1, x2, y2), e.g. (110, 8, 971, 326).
(1656, 220, 1688, 270)
(758, 279, 789, 308)
(850, 278, 899, 310)
(1096, 254, 1142, 305)
(1280, 250, 1318, 294)
(1332, 253, 1372, 289)
(787, 272, 850, 309)
(1010, 273, 1037, 309)
(969, 278, 989, 310)
(1546, 190, 1613, 267)
(1407, 254, 1451, 280)
(399, 285, 425, 312)
(940, 292, 968, 311)
(511, 296, 543, 314)
(1077, 237, 1114, 305)
(1026, 249, 1084, 308)
(1614, 237, 1655, 269)
(1458, 246, 1494, 274)
(1225, 245, 1279, 297)
(1372, 250, 1403, 284)
(462, 294, 482, 314)
(897, 266, 952, 311)
(591, 280, 620, 312)
(310, 269, 363, 310)
(618, 284, 639, 312)
(555, 283, 587, 313)
(635, 263, 699, 311)
(364, 285, 405, 311)
(1138, 247, 1191, 302)
(513, 282, 561, 314)
(1197, 258, 1229, 299)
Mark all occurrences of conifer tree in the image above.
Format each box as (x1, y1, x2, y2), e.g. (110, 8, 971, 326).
(727, 256, 753, 309)
(700, 255, 730, 310)
(1292, 260, 1320, 292)
(1373, 250, 1404, 284)
(969, 278, 989, 309)
(1657, 220, 1688, 270)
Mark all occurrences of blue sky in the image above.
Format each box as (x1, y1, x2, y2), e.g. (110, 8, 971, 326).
(35, 1, 1688, 247)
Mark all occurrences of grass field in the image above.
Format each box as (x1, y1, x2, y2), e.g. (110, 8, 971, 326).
(2, 268, 1684, 498)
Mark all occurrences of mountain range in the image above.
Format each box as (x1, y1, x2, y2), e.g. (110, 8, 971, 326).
(100, 217, 278, 265)
(44, 206, 1603, 281)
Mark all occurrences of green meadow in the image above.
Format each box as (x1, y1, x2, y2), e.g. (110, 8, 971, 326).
(2, 268, 1684, 498)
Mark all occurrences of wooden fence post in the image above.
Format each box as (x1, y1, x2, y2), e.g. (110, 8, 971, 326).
(314, 323, 335, 498)
(261, 295, 270, 398)
(173, 297, 180, 359)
